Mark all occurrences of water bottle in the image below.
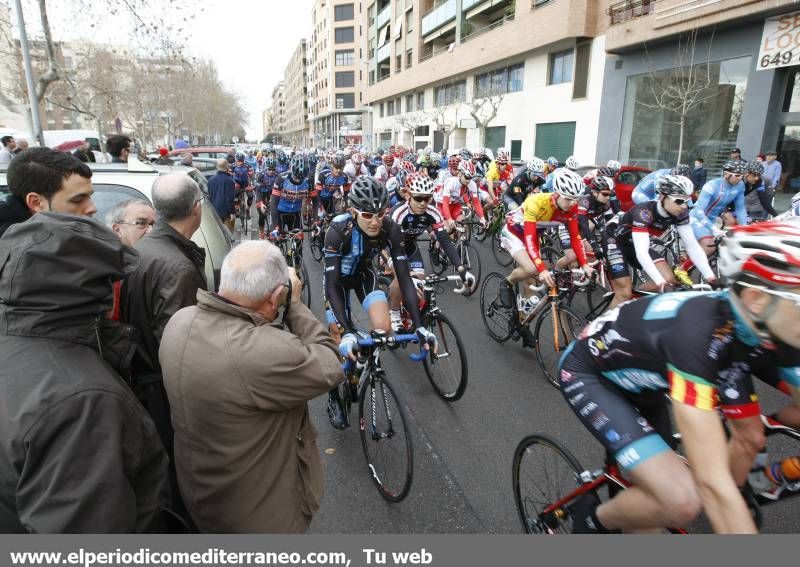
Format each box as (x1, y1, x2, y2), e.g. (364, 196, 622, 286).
(763, 456, 800, 486)
(517, 294, 539, 319)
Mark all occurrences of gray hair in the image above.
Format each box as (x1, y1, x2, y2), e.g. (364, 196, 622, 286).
(180, 152, 193, 166)
(219, 240, 288, 302)
(106, 198, 153, 226)
(151, 173, 200, 221)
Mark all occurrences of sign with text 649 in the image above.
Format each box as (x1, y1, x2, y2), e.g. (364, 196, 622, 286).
(759, 10, 800, 71)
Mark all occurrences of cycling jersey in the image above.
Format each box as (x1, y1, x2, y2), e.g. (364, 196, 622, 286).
(560, 291, 800, 470)
(505, 192, 587, 271)
(258, 171, 280, 195)
(232, 164, 252, 189)
(486, 161, 514, 187)
(343, 162, 369, 183)
(690, 177, 746, 240)
(391, 201, 460, 271)
(743, 178, 777, 220)
(577, 193, 620, 242)
(439, 176, 484, 220)
(323, 214, 422, 334)
(631, 168, 670, 204)
(270, 173, 310, 230)
(375, 164, 393, 184)
(506, 171, 545, 206)
(315, 169, 349, 200)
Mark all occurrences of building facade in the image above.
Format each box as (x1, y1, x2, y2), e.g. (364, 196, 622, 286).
(596, 0, 800, 187)
(283, 40, 310, 146)
(308, 0, 370, 147)
(269, 81, 287, 143)
(363, 0, 611, 164)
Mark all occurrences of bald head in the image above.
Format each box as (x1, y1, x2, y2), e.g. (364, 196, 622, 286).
(216, 158, 229, 172)
(219, 241, 288, 303)
(151, 173, 201, 222)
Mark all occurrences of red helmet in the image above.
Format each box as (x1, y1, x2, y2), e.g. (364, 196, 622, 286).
(404, 172, 418, 188)
(457, 160, 476, 179)
(383, 154, 395, 167)
(399, 159, 415, 174)
(718, 220, 800, 290)
(351, 152, 363, 165)
(447, 155, 460, 170)
(496, 149, 510, 164)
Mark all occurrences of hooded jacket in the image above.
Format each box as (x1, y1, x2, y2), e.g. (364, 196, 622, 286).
(0, 193, 31, 238)
(0, 213, 170, 532)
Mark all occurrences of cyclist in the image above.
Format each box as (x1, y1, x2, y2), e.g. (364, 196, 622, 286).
(544, 156, 559, 177)
(438, 159, 486, 233)
(388, 175, 475, 331)
(631, 164, 691, 205)
(582, 160, 622, 185)
(323, 177, 437, 429)
(276, 151, 289, 175)
(485, 148, 514, 207)
(269, 155, 311, 237)
(690, 159, 747, 258)
(473, 147, 491, 179)
(742, 160, 777, 222)
(418, 152, 441, 181)
(314, 153, 349, 220)
(775, 192, 800, 221)
(344, 152, 369, 183)
(505, 158, 547, 209)
(498, 169, 594, 346)
(375, 154, 395, 184)
(255, 157, 281, 239)
(560, 220, 800, 534)
(232, 152, 255, 216)
(542, 156, 579, 192)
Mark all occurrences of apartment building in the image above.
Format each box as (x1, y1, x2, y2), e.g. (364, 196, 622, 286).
(0, 0, 27, 132)
(596, 0, 800, 183)
(363, 0, 611, 164)
(308, 0, 369, 147)
(271, 81, 287, 142)
(283, 40, 310, 146)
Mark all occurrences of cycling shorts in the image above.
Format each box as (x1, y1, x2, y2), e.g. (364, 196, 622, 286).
(602, 231, 667, 280)
(324, 267, 387, 328)
(438, 202, 465, 221)
(500, 225, 525, 257)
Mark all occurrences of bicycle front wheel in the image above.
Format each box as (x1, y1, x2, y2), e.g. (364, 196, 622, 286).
(459, 242, 481, 296)
(359, 373, 413, 502)
(512, 434, 591, 534)
(533, 304, 584, 388)
(310, 231, 324, 263)
(423, 313, 468, 401)
(480, 272, 513, 343)
(300, 262, 312, 309)
(492, 232, 513, 267)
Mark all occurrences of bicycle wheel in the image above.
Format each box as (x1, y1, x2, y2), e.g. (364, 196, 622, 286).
(491, 232, 513, 267)
(310, 233, 324, 262)
(300, 262, 312, 309)
(459, 242, 481, 295)
(567, 281, 613, 321)
(473, 222, 489, 242)
(512, 434, 591, 534)
(539, 246, 563, 269)
(428, 241, 447, 276)
(533, 304, 584, 389)
(359, 372, 413, 502)
(423, 313, 468, 401)
(480, 272, 514, 342)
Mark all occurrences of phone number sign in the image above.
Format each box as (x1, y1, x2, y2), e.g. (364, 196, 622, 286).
(759, 10, 800, 70)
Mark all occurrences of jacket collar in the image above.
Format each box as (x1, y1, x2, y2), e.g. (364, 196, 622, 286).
(196, 290, 277, 327)
(147, 220, 206, 268)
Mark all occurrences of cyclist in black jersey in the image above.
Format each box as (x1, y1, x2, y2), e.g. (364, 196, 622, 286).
(388, 175, 475, 331)
(256, 157, 280, 239)
(505, 158, 547, 209)
(560, 220, 800, 534)
(603, 174, 717, 308)
(323, 176, 438, 430)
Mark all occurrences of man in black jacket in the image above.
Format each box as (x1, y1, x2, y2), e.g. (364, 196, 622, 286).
(0, 213, 169, 532)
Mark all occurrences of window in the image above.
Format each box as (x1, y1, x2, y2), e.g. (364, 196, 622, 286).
(335, 27, 354, 43)
(406, 10, 413, 32)
(406, 49, 413, 68)
(387, 100, 395, 115)
(335, 50, 354, 66)
(380, 102, 384, 117)
(508, 63, 524, 92)
(335, 71, 354, 87)
(406, 94, 414, 112)
(334, 4, 354, 21)
(336, 93, 355, 108)
(415, 125, 429, 136)
(435, 81, 466, 105)
(572, 42, 591, 99)
(474, 63, 524, 97)
(369, 70, 375, 85)
(396, 54, 402, 73)
(417, 91, 425, 110)
(549, 49, 574, 85)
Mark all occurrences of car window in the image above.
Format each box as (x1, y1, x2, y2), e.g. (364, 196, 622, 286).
(617, 172, 637, 185)
(91, 184, 150, 223)
(636, 170, 651, 183)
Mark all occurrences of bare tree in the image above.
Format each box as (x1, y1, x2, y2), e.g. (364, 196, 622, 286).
(393, 111, 426, 146)
(640, 27, 718, 165)
(469, 91, 504, 147)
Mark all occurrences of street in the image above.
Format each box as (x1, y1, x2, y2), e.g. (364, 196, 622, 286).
(247, 198, 800, 534)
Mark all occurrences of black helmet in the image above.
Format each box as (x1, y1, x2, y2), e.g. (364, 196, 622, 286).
(671, 163, 692, 178)
(722, 159, 746, 175)
(277, 150, 288, 164)
(264, 157, 277, 170)
(330, 153, 346, 169)
(589, 175, 614, 193)
(746, 160, 764, 176)
(290, 155, 308, 179)
(349, 176, 389, 213)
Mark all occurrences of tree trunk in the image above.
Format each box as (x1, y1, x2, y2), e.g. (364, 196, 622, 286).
(34, 0, 60, 101)
(677, 114, 685, 166)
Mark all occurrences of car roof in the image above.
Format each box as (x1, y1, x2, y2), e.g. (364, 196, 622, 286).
(169, 146, 233, 156)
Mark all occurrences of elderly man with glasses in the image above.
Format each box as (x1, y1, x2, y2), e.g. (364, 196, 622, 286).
(108, 199, 156, 247)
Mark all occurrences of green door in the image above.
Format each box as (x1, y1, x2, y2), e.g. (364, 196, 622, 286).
(535, 122, 576, 162)
(484, 126, 506, 152)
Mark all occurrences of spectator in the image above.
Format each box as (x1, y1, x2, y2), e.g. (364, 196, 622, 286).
(0, 136, 16, 164)
(208, 158, 236, 232)
(0, 213, 170, 532)
(756, 153, 766, 162)
(159, 241, 340, 533)
(13, 139, 29, 154)
(180, 153, 193, 167)
(72, 141, 96, 163)
(730, 147, 742, 161)
(154, 147, 173, 166)
(107, 134, 132, 163)
(764, 150, 783, 193)
(122, 172, 206, 525)
(691, 158, 707, 192)
(0, 147, 96, 237)
(108, 199, 156, 247)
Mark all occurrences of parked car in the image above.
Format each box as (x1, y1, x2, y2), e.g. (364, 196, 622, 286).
(168, 146, 234, 159)
(576, 165, 652, 211)
(0, 158, 232, 291)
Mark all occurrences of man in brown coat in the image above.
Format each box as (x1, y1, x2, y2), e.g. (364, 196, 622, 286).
(159, 240, 341, 533)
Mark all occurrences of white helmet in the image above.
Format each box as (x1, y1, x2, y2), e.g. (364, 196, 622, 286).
(606, 159, 622, 172)
(553, 169, 585, 198)
(527, 158, 546, 175)
(565, 155, 579, 170)
(409, 175, 435, 196)
(496, 148, 510, 163)
(656, 175, 694, 197)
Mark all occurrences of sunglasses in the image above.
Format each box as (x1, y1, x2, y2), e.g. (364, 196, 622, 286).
(598, 191, 613, 197)
(669, 196, 690, 206)
(412, 195, 432, 203)
(356, 209, 387, 221)
(738, 281, 800, 309)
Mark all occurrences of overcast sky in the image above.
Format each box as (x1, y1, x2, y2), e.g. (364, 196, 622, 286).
(10, 0, 313, 140)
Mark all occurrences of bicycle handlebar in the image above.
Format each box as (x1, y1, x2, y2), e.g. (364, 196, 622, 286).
(356, 333, 429, 362)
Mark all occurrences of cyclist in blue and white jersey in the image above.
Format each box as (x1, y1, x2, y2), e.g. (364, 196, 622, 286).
(631, 164, 692, 205)
(691, 159, 748, 257)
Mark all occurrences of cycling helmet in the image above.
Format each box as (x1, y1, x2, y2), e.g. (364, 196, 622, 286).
(496, 149, 510, 164)
(595, 167, 615, 178)
(264, 157, 277, 170)
(423, 146, 433, 157)
(395, 169, 409, 189)
(235, 152, 245, 162)
(277, 151, 288, 164)
(330, 154, 346, 169)
(349, 176, 389, 213)
(671, 163, 692, 178)
(527, 158, 546, 175)
(547, 156, 559, 167)
(382, 154, 395, 167)
(430, 151, 442, 163)
(447, 155, 460, 170)
(606, 159, 622, 173)
(746, 161, 765, 176)
(792, 191, 800, 207)
(589, 176, 615, 193)
(552, 169, 585, 198)
(409, 175, 435, 196)
(565, 156, 579, 170)
(458, 160, 476, 179)
(474, 148, 486, 159)
(352, 152, 364, 165)
(290, 156, 308, 179)
(718, 221, 800, 290)
(656, 174, 694, 197)
(722, 159, 746, 175)
(398, 159, 415, 174)
(459, 148, 472, 161)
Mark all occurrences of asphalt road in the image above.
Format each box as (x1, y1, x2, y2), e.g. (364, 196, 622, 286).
(236, 194, 800, 534)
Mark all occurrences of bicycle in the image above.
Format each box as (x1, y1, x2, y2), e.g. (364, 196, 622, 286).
(395, 274, 469, 401)
(235, 188, 250, 238)
(309, 214, 332, 263)
(480, 268, 589, 388)
(275, 229, 312, 308)
(428, 223, 481, 297)
(339, 331, 428, 502)
(474, 201, 506, 243)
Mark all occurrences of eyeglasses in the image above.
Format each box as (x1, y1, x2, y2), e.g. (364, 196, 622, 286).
(738, 281, 800, 309)
(598, 191, 613, 197)
(726, 172, 743, 179)
(194, 195, 205, 206)
(669, 196, 690, 206)
(355, 209, 388, 221)
(118, 219, 155, 229)
(412, 195, 432, 203)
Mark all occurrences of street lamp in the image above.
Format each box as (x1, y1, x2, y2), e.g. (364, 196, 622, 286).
(159, 111, 173, 147)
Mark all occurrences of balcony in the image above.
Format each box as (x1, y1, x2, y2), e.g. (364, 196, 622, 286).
(376, 42, 391, 63)
(377, 5, 392, 29)
(422, 0, 456, 36)
(607, 0, 659, 25)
